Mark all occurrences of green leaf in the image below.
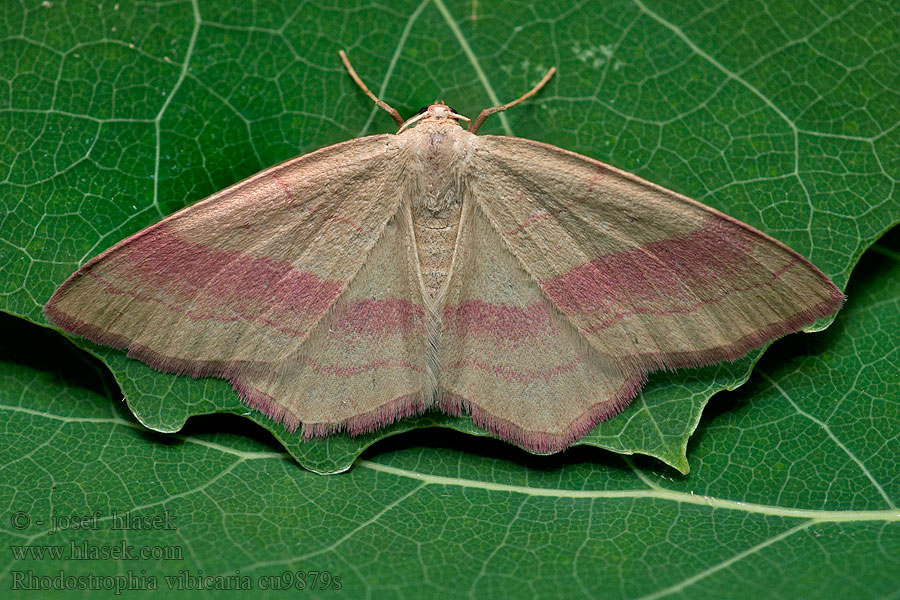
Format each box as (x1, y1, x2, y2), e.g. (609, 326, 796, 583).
(2, 1, 898, 472)
(1, 228, 897, 597)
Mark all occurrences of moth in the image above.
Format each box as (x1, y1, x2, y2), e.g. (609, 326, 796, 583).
(44, 51, 844, 453)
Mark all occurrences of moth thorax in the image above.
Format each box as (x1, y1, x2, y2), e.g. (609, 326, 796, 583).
(422, 183, 459, 212)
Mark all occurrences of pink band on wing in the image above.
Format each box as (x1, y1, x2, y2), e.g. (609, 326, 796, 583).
(111, 225, 344, 321)
(331, 298, 425, 336)
(443, 300, 555, 342)
(540, 218, 757, 314)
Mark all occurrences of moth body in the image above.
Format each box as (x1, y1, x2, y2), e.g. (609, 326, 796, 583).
(400, 109, 478, 402)
(403, 112, 475, 300)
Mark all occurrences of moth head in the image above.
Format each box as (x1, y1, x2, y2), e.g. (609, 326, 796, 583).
(419, 101, 463, 120)
(398, 102, 470, 133)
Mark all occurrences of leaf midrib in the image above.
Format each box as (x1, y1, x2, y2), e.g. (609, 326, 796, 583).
(4, 401, 897, 523)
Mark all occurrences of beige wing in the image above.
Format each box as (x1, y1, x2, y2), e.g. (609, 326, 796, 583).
(438, 198, 641, 452)
(470, 136, 843, 373)
(436, 135, 843, 452)
(45, 134, 430, 434)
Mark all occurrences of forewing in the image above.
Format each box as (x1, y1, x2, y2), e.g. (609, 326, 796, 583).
(470, 136, 844, 375)
(45, 134, 428, 432)
(439, 199, 642, 453)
